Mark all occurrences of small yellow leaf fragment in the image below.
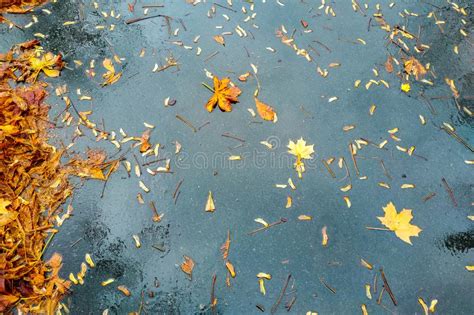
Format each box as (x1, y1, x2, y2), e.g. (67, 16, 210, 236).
(139, 181, 149, 193)
(419, 115, 426, 125)
(401, 184, 416, 189)
(259, 278, 266, 295)
(343, 196, 351, 208)
(429, 300, 438, 313)
(465, 160, 474, 165)
(340, 184, 352, 192)
(257, 272, 272, 280)
(418, 297, 429, 315)
(378, 182, 391, 189)
(369, 104, 376, 115)
(285, 196, 292, 208)
(321, 226, 328, 247)
(360, 258, 373, 270)
(63, 21, 77, 26)
(205, 191, 216, 212)
(298, 214, 312, 221)
(465, 265, 474, 271)
(401, 82, 411, 93)
(361, 304, 368, 315)
(229, 155, 241, 160)
(255, 218, 269, 227)
(132, 234, 141, 248)
(69, 273, 78, 285)
(288, 178, 296, 190)
(117, 285, 131, 296)
(101, 278, 115, 286)
(260, 141, 273, 149)
(85, 253, 95, 268)
(354, 80, 361, 88)
(225, 261, 236, 278)
(365, 284, 372, 299)
(357, 38, 366, 45)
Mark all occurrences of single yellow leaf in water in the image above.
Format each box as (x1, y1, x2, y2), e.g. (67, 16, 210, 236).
(377, 202, 422, 245)
(205, 191, 215, 212)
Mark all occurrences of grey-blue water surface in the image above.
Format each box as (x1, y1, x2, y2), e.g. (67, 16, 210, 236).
(1, 0, 473, 314)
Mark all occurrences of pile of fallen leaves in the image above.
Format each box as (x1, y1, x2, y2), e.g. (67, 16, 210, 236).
(0, 0, 47, 14)
(0, 40, 114, 313)
(0, 0, 48, 25)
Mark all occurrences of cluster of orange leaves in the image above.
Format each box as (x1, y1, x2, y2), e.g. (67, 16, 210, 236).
(0, 0, 48, 24)
(0, 40, 115, 313)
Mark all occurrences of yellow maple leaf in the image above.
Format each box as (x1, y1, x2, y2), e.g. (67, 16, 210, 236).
(377, 202, 422, 245)
(401, 82, 411, 93)
(287, 138, 314, 159)
(287, 138, 314, 178)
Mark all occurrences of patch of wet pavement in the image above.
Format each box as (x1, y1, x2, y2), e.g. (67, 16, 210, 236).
(1, 0, 473, 313)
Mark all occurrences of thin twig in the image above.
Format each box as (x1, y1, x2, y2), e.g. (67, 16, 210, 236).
(271, 274, 292, 314)
(248, 218, 287, 236)
(213, 2, 237, 12)
(210, 274, 217, 314)
(221, 132, 245, 143)
(319, 277, 336, 294)
(176, 115, 197, 132)
(125, 14, 167, 25)
(380, 268, 397, 306)
(173, 179, 184, 201)
(441, 178, 457, 207)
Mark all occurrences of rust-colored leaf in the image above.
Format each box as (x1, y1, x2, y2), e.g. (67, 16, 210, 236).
(255, 98, 276, 121)
(180, 255, 195, 279)
(205, 76, 241, 113)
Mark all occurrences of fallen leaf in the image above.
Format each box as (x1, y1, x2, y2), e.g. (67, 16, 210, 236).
(255, 98, 277, 121)
(404, 56, 427, 80)
(213, 35, 225, 46)
(225, 261, 236, 278)
(101, 58, 122, 86)
(205, 76, 241, 112)
(377, 202, 422, 245)
(117, 285, 131, 296)
(401, 82, 411, 93)
(180, 255, 195, 279)
(205, 191, 215, 212)
(220, 230, 230, 260)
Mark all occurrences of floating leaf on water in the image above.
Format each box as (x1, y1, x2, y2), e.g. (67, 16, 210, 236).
(377, 202, 422, 245)
(180, 255, 195, 279)
(205, 191, 216, 212)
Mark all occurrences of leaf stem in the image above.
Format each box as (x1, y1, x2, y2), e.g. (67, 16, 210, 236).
(365, 227, 391, 231)
(201, 82, 214, 93)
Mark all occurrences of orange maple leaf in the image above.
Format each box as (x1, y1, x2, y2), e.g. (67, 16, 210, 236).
(205, 76, 241, 112)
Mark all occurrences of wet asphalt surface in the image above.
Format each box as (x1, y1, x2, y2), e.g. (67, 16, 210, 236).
(1, 0, 473, 314)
